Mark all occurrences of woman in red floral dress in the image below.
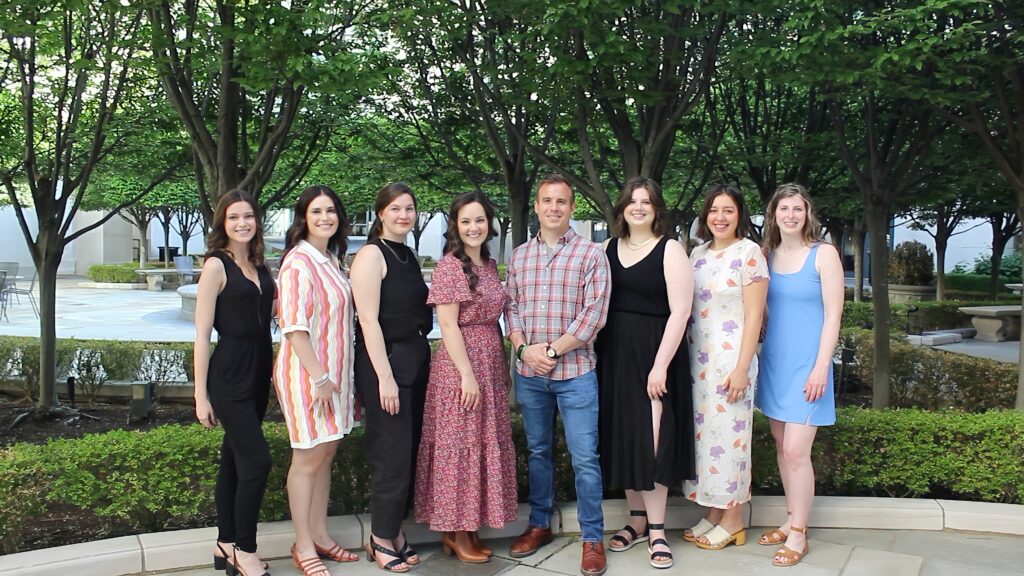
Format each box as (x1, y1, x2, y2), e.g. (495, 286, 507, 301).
(414, 191, 518, 563)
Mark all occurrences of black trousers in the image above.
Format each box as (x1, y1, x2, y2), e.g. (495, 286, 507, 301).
(355, 336, 430, 539)
(208, 340, 272, 553)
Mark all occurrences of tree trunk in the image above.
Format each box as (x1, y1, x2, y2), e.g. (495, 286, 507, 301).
(509, 180, 531, 248)
(34, 230, 62, 410)
(866, 204, 892, 408)
(853, 224, 866, 302)
(498, 217, 510, 263)
(136, 221, 148, 267)
(1017, 204, 1024, 411)
(935, 233, 948, 301)
(162, 217, 172, 266)
(990, 222, 1010, 299)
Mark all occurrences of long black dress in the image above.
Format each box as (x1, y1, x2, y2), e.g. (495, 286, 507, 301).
(597, 237, 694, 491)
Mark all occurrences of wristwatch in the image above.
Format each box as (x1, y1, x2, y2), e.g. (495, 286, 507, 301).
(545, 345, 560, 360)
(517, 343, 528, 360)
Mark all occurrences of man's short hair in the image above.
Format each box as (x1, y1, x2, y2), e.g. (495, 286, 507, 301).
(536, 173, 575, 202)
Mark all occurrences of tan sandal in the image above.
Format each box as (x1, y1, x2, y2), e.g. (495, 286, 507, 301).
(315, 542, 359, 563)
(682, 518, 715, 543)
(758, 510, 791, 546)
(772, 527, 808, 567)
(694, 525, 746, 550)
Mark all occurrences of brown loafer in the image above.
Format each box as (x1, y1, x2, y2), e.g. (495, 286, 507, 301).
(509, 527, 553, 558)
(581, 541, 606, 576)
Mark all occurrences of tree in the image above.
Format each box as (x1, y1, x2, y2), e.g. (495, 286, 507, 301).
(0, 0, 177, 410)
(146, 0, 369, 222)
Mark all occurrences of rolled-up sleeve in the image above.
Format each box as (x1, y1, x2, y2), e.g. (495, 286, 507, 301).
(566, 248, 610, 343)
(278, 262, 314, 334)
(504, 255, 524, 335)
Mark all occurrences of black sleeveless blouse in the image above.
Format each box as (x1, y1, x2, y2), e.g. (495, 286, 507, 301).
(606, 237, 670, 317)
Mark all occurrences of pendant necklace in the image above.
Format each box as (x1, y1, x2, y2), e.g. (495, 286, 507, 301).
(381, 239, 410, 264)
(625, 236, 656, 251)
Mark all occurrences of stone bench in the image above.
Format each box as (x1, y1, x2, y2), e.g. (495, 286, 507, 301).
(957, 305, 1022, 342)
(177, 284, 197, 322)
(135, 268, 202, 291)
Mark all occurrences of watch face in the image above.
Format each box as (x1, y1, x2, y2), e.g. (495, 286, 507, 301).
(546, 347, 556, 358)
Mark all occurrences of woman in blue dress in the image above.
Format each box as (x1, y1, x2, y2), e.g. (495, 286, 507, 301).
(755, 183, 844, 567)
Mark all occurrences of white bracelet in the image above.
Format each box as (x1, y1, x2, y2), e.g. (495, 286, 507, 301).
(313, 372, 330, 388)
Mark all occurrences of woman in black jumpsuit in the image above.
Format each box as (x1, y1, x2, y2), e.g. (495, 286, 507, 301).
(350, 182, 432, 573)
(194, 190, 275, 576)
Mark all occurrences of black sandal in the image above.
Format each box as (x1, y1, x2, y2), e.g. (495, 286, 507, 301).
(609, 510, 648, 552)
(646, 523, 673, 569)
(396, 533, 419, 565)
(364, 536, 410, 573)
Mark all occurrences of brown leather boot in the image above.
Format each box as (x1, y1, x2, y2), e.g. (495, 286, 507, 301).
(469, 531, 493, 557)
(509, 526, 553, 558)
(442, 531, 489, 564)
(580, 541, 606, 576)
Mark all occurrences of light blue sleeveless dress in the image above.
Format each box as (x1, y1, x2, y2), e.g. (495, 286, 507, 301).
(756, 244, 836, 426)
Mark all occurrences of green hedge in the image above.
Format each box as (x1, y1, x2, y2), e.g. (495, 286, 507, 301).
(0, 336, 195, 401)
(840, 328, 1017, 411)
(86, 264, 143, 283)
(944, 274, 1001, 293)
(2, 409, 1022, 553)
(841, 300, 1013, 333)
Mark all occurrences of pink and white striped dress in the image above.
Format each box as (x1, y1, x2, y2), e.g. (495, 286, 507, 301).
(273, 240, 355, 449)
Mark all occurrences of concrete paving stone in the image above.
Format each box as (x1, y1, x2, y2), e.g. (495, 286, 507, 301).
(137, 525, 217, 572)
(500, 566, 560, 576)
(412, 549, 515, 576)
(840, 547, 923, 576)
(921, 557, 1024, 576)
(491, 537, 575, 567)
(731, 530, 854, 571)
(811, 528, 898, 550)
(0, 535, 141, 576)
(891, 529, 1024, 571)
(937, 499, 1024, 535)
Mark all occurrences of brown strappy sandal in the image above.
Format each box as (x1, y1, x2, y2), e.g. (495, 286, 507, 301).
(772, 526, 809, 567)
(758, 510, 791, 546)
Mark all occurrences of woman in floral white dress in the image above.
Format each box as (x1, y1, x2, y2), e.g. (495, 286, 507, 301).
(683, 185, 768, 551)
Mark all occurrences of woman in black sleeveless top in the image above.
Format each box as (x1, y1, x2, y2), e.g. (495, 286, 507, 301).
(194, 190, 275, 576)
(350, 182, 431, 573)
(596, 178, 693, 570)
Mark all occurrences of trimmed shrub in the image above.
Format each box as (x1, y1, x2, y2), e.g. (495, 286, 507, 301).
(841, 300, 1010, 333)
(3, 409, 1023, 553)
(888, 241, 934, 286)
(86, 264, 143, 284)
(841, 328, 1017, 411)
(944, 273, 1003, 293)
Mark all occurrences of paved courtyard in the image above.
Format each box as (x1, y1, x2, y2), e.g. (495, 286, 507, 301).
(165, 530, 1024, 576)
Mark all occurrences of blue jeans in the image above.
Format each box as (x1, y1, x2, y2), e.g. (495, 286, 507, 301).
(515, 370, 604, 542)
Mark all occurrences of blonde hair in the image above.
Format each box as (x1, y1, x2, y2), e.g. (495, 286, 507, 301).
(762, 183, 822, 256)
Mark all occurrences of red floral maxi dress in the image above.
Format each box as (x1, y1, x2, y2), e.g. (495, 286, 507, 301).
(414, 254, 518, 531)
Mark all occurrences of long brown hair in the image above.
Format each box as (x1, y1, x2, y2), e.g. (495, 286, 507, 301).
(443, 191, 496, 292)
(205, 190, 265, 267)
(761, 183, 822, 256)
(695, 184, 752, 242)
(611, 176, 672, 239)
(368, 182, 417, 241)
(284, 185, 350, 257)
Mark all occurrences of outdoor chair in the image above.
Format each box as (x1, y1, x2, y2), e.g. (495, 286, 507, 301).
(4, 269, 38, 319)
(0, 270, 8, 322)
(0, 262, 17, 290)
(174, 255, 196, 285)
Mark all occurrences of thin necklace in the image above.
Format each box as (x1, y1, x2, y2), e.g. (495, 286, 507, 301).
(380, 238, 409, 264)
(625, 236, 656, 250)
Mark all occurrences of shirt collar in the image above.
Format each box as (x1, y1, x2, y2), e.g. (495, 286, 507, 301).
(533, 226, 577, 247)
(296, 239, 330, 264)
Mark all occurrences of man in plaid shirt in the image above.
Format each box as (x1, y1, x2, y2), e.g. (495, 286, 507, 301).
(505, 174, 611, 576)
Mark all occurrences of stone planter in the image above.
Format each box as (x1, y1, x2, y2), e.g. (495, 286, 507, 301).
(888, 284, 935, 303)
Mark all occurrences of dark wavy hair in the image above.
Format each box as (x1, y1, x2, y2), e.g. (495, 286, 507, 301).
(368, 182, 417, 241)
(284, 185, 350, 257)
(695, 184, 752, 242)
(443, 191, 497, 292)
(205, 190, 265, 267)
(761, 182, 823, 256)
(611, 176, 672, 239)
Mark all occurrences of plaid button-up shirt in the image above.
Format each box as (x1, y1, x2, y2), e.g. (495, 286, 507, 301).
(505, 227, 610, 380)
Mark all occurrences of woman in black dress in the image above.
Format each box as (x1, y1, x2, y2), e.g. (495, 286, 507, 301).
(597, 177, 694, 569)
(350, 182, 432, 573)
(194, 190, 275, 576)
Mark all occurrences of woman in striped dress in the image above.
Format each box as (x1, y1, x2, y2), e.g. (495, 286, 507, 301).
(274, 185, 358, 576)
